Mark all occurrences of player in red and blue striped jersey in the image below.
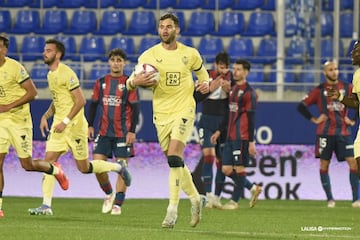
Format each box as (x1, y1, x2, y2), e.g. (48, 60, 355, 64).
(211, 59, 262, 210)
(88, 48, 139, 215)
(297, 60, 359, 208)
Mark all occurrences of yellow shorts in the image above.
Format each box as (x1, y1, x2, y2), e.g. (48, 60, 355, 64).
(0, 126, 32, 158)
(46, 122, 89, 160)
(155, 115, 195, 152)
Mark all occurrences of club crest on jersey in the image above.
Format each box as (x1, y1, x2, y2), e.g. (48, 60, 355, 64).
(20, 67, 27, 77)
(69, 76, 76, 85)
(118, 84, 125, 90)
(182, 56, 188, 65)
(102, 83, 106, 89)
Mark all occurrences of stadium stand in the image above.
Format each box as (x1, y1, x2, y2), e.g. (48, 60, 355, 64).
(95, 10, 126, 35)
(198, 37, 224, 63)
(57, 0, 86, 8)
(175, 0, 202, 9)
(20, 35, 45, 61)
(125, 11, 157, 35)
(64, 10, 97, 35)
(137, 37, 161, 55)
(114, 0, 146, 8)
(232, 0, 264, 10)
(54, 35, 79, 61)
(1, 0, 32, 7)
(29, 0, 57, 8)
(182, 11, 215, 36)
(144, 0, 177, 9)
(109, 36, 136, 62)
(203, 0, 233, 10)
(227, 37, 254, 62)
(79, 36, 106, 61)
(340, 12, 353, 38)
(253, 37, 277, 64)
(7, 35, 18, 60)
(0, 10, 11, 32)
(35, 9, 68, 34)
(177, 36, 194, 47)
(321, 38, 344, 63)
(30, 63, 49, 88)
(84, 0, 117, 8)
(243, 12, 276, 36)
(212, 12, 245, 36)
(10, 10, 40, 34)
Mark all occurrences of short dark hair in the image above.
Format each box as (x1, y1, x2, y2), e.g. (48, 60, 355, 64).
(108, 48, 127, 60)
(215, 52, 230, 66)
(45, 39, 66, 60)
(0, 33, 9, 48)
(159, 13, 179, 27)
(235, 59, 251, 71)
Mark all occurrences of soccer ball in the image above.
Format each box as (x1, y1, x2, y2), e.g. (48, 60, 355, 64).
(134, 63, 160, 86)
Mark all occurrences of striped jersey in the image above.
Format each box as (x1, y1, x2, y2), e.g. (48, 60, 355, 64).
(226, 82, 257, 141)
(302, 80, 353, 136)
(91, 74, 138, 137)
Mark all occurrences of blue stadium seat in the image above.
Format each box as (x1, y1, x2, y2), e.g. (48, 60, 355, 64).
(20, 36, 45, 61)
(10, 10, 40, 34)
(54, 35, 79, 61)
(309, 12, 333, 37)
(64, 10, 97, 35)
(1, 0, 31, 7)
(137, 37, 161, 55)
(285, 37, 312, 65)
(84, 0, 117, 8)
(212, 12, 244, 36)
(243, 12, 275, 36)
(125, 11, 157, 35)
(322, 0, 353, 10)
(30, 63, 48, 88)
(35, 9, 67, 34)
(144, 0, 177, 9)
(57, 0, 85, 8)
(95, 10, 126, 35)
(7, 36, 19, 60)
(340, 12, 353, 38)
(173, 11, 186, 31)
(177, 37, 194, 47)
(246, 64, 265, 83)
(232, 0, 263, 10)
(85, 64, 110, 89)
(182, 12, 215, 36)
(28, 0, 57, 8)
(227, 38, 254, 62)
(109, 36, 136, 62)
(342, 39, 357, 64)
(198, 37, 224, 63)
(339, 65, 354, 83)
(253, 37, 277, 64)
(124, 62, 136, 76)
(114, 0, 146, 8)
(285, 11, 299, 37)
(321, 38, 344, 63)
(299, 65, 316, 89)
(261, 0, 276, 10)
(268, 65, 296, 84)
(79, 36, 106, 62)
(203, 0, 233, 9)
(175, 0, 201, 9)
(0, 10, 11, 32)
(89, 64, 110, 80)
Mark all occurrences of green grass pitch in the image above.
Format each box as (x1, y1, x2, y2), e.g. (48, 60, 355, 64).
(0, 197, 359, 240)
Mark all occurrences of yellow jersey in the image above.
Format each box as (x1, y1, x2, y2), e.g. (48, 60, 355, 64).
(128, 42, 209, 124)
(0, 57, 32, 127)
(352, 68, 360, 113)
(47, 63, 86, 126)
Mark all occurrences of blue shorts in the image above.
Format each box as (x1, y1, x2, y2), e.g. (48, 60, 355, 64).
(93, 135, 134, 158)
(221, 140, 249, 167)
(315, 135, 353, 161)
(198, 114, 226, 149)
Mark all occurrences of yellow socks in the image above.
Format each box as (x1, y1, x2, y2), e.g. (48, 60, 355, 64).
(168, 167, 182, 206)
(42, 174, 55, 206)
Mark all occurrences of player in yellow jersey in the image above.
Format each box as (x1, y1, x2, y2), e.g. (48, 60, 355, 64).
(0, 33, 72, 218)
(327, 40, 360, 208)
(127, 13, 210, 228)
(28, 39, 132, 216)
